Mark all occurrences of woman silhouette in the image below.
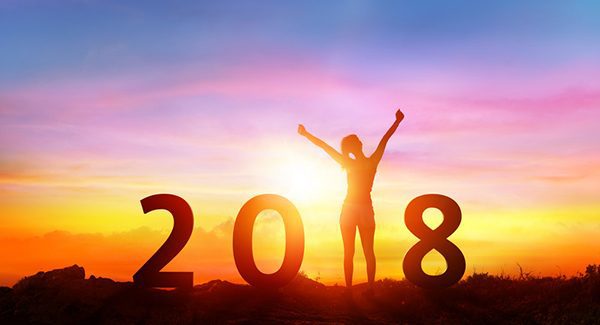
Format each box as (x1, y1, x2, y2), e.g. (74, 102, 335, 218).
(298, 109, 404, 293)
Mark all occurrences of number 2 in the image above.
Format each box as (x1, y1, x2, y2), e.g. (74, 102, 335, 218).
(133, 194, 194, 289)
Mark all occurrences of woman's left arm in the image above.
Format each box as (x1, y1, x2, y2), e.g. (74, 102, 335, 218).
(371, 109, 404, 163)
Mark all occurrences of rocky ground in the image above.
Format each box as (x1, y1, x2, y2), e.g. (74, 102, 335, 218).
(1, 265, 600, 324)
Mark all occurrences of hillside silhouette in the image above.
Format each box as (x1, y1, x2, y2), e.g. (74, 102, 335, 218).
(1, 265, 600, 324)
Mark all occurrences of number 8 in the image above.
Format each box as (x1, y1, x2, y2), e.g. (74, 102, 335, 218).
(403, 194, 466, 289)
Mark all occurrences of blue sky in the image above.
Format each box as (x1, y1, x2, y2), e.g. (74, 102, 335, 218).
(2, 0, 599, 87)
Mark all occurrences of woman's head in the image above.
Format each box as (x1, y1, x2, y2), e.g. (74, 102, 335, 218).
(341, 134, 363, 158)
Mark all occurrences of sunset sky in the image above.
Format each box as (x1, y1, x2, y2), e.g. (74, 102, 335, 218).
(1, 1, 600, 286)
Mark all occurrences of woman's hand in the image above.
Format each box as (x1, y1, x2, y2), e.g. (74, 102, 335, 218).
(297, 124, 307, 136)
(395, 109, 404, 122)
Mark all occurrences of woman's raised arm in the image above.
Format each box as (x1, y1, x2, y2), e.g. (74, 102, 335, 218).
(298, 124, 346, 165)
(370, 109, 404, 163)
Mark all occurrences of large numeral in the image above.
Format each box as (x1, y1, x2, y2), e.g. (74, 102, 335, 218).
(403, 194, 465, 289)
(133, 194, 194, 289)
(233, 194, 304, 289)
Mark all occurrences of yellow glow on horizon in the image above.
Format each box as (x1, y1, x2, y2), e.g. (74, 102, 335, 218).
(1, 138, 600, 285)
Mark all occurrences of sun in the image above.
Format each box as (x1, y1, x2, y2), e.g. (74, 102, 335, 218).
(266, 149, 343, 205)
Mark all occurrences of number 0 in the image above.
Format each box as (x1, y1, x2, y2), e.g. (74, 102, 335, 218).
(233, 194, 305, 289)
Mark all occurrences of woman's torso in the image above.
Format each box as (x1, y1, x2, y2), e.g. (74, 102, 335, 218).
(344, 157, 377, 205)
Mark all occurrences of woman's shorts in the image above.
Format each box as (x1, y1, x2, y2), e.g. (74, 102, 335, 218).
(340, 202, 375, 230)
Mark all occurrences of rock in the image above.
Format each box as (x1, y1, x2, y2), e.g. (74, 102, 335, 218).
(13, 265, 85, 292)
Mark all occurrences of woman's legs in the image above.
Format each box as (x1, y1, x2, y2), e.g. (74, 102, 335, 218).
(358, 223, 376, 289)
(340, 223, 356, 288)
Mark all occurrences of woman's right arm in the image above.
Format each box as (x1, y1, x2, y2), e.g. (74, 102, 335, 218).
(298, 124, 346, 165)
